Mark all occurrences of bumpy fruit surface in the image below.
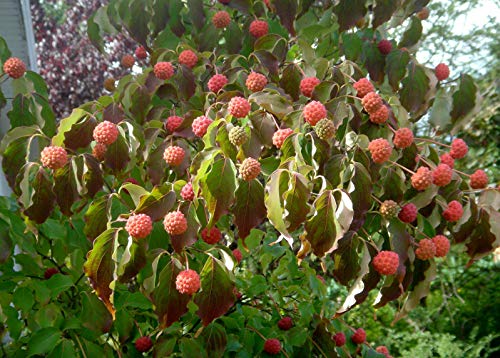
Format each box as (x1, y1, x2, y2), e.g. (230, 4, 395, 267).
(415, 239, 436, 260)
(135, 46, 147, 59)
(440, 153, 455, 168)
(376, 346, 391, 358)
(377, 39, 392, 55)
(272, 128, 293, 149)
(353, 78, 374, 98)
(154, 61, 174, 80)
(362, 92, 383, 113)
(300, 77, 321, 97)
(192, 116, 213, 137)
(178, 50, 198, 68)
(163, 146, 185, 166)
(212, 10, 231, 28)
(470, 169, 488, 189)
(228, 96, 251, 118)
(450, 138, 468, 159)
(332, 332, 346, 347)
(246, 72, 267, 92)
(432, 164, 453, 186)
(369, 105, 389, 124)
(41, 146, 68, 170)
(166, 115, 183, 132)
(263, 339, 281, 355)
(44, 268, 59, 280)
(315, 119, 336, 140)
(3, 57, 26, 78)
(393, 128, 414, 148)
(411, 167, 433, 191)
(92, 143, 107, 161)
(278, 317, 293, 331)
(417, 6, 430, 20)
(399, 203, 417, 223)
(368, 138, 392, 164)
(135, 336, 153, 352)
(175, 269, 200, 295)
(240, 158, 261, 181)
(232, 248, 243, 263)
(443, 200, 463, 222)
(93, 121, 119, 146)
(435, 63, 450, 81)
(181, 182, 195, 201)
(201, 227, 222, 244)
(351, 328, 366, 344)
(163, 211, 188, 235)
(380, 200, 399, 219)
(303, 101, 327, 126)
(121, 54, 134, 68)
(126, 214, 153, 239)
(229, 126, 248, 146)
(103, 78, 116, 92)
(372, 251, 399, 275)
(432, 235, 450, 257)
(207, 73, 228, 93)
(249, 19, 269, 38)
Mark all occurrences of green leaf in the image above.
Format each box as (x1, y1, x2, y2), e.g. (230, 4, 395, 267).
(152, 0, 170, 37)
(83, 228, 118, 318)
(333, 0, 367, 32)
(305, 190, 352, 257)
(283, 171, 311, 232)
(52, 109, 89, 147)
(79, 291, 113, 334)
(429, 88, 452, 130)
(87, 13, 104, 52)
(265, 169, 292, 244)
(187, 0, 205, 30)
(135, 186, 176, 221)
(26, 327, 61, 357)
(13, 286, 34, 312)
(249, 89, 294, 120)
(398, 17, 423, 48)
(47, 339, 77, 358)
(84, 195, 110, 240)
(0, 126, 40, 190)
(233, 180, 266, 240)
(280, 64, 302, 101)
(151, 258, 190, 328)
(46, 274, 74, 299)
(117, 239, 147, 282)
(399, 61, 430, 115)
(201, 323, 228, 358)
(7, 95, 37, 128)
(385, 49, 410, 91)
(53, 160, 80, 216)
(200, 157, 237, 227)
(373, 0, 398, 29)
(127, 0, 150, 47)
(450, 74, 478, 129)
(195, 256, 235, 326)
(312, 320, 339, 357)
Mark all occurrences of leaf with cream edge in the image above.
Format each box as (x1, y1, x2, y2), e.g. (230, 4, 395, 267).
(194, 256, 235, 326)
(83, 228, 118, 318)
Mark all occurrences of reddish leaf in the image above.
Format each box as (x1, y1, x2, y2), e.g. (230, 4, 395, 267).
(466, 208, 498, 265)
(135, 187, 176, 222)
(53, 159, 80, 216)
(194, 256, 235, 326)
(151, 258, 190, 328)
(233, 180, 266, 240)
(333, 0, 367, 32)
(331, 232, 362, 286)
(273, 0, 297, 36)
(104, 132, 130, 173)
(103, 103, 125, 124)
(362, 41, 385, 83)
(83, 228, 118, 318)
(23, 167, 56, 224)
(373, 0, 398, 29)
(399, 61, 431, 115)
(386, 49, 410, 91)
(82, 154, 104, 198)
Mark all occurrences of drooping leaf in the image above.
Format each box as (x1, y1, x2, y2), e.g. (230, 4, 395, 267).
(466, 209, 498, 265)
(399, 61, 430, 115)
(201, 323, 228, 358)
(428, 88, 452, 130)
(362, 41, 386, 83)
(135, 187, 176, 221)
(26, 327, 62, 357)
(151, 258, 190, 328)
(53, 160, 80, 216)
(333, 0, 367, 32)
(283, 172, 311, 232)
(187, 0, 205, 30)
(200, 157, 237, 227)
(373, 0, 399, 29)
(385, 49, 410, 91)
(398, 17, 422, 48)
(23, 168, 56, 224)
(83, 228, 118, 318)
(233, 180, 266, 240)
(265, 169, 293, 244)
(249, 90, 294, 120)
(273, 0, 297, 36)
(84, 195, 110, 240)
(104, 131, 130, 173)
(194, 256, 235, 326)
(450, 74, 479, 130)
